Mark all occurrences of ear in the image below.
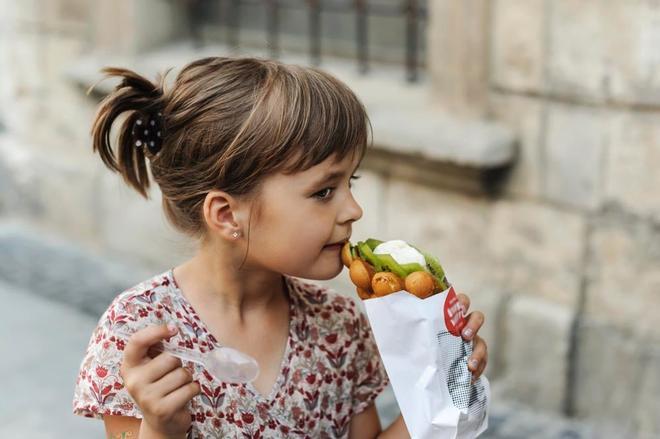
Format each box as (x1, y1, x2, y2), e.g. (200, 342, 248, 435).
(202, 190, 245, 242)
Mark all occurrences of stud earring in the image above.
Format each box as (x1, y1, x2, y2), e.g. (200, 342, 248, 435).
(232, 231, 240, 238)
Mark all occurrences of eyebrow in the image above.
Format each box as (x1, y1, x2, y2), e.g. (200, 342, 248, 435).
(311, 162, 361, 187)
(316, 170, 345, 185)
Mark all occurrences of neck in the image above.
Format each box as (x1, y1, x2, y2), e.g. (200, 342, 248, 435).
(173, 246, 287, 321)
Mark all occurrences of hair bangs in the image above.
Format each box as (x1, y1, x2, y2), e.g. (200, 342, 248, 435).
(270, 66, 372, 175)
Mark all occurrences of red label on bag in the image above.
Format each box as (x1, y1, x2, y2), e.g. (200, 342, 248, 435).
(443, 286, 466, 337)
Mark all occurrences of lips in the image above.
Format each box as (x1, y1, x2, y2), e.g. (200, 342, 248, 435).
(325, 239, 348, 248)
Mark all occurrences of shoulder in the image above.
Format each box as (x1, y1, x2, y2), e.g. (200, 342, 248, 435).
(72, 271, 175, 420)
(96, 270, 178, 336)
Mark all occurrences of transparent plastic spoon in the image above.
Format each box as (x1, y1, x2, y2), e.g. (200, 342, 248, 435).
(115, 325, 260, 384)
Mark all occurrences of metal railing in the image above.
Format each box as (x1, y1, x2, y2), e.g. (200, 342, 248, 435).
(185, 0, 427, 82)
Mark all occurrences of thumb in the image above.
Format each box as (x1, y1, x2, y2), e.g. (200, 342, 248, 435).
(123, 323, 178, 367)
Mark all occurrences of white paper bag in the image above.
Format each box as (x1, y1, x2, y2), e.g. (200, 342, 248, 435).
(363, 285, 490, 439)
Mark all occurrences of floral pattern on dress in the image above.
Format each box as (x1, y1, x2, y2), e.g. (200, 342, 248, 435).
(72, 269, 389, 438)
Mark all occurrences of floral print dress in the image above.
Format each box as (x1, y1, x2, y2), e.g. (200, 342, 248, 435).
(72, 269, 389, 438)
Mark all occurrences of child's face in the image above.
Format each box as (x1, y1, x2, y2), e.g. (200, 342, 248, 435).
(249, 152, 363, 280)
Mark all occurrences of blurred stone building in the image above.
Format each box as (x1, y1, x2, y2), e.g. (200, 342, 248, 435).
(1, 1, 659, 437)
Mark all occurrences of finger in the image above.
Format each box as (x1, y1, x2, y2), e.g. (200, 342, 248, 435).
(471, 356, 488, 383)
(461, 310, 484, 340)
(456, 293, 470, 316)
(141, 351, 184, 384)
(468, 335, 487, 374)
(474, 357, 487, 380)
(149, 365, 195, 398)
(123, 324, 177, 368)
(159, 380, 201, 413)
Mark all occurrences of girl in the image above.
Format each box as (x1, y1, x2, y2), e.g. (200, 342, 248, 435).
(72, 56, 488, 439)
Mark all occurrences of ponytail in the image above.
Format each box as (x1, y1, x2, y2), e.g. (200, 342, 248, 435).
(87, 67, 170, 199)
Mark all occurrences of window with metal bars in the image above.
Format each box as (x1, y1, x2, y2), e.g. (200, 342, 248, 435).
(184, 0, 427, 82)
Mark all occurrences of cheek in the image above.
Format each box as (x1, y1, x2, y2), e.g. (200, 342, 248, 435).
(249, 228, 343, 278)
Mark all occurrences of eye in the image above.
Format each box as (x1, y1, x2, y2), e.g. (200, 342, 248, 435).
(314, 188, 334, 200)
(313, 174, 361, 201)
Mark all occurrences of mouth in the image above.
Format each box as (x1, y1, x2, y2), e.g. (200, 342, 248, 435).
(323, 239, 348, 250)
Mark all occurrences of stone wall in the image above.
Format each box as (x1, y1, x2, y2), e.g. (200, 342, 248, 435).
(1, 0, 659, 436)
(485, 1, 660, 433)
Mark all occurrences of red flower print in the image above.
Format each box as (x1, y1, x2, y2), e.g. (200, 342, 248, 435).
(241, 413, 254, 424)
(257, 403, 269, 419)
(95, 366, 108, 378)
(113, 382, 122, 390)
(102, 341, 110, 349)
(116, 339, 125, 350)
(325, 333, 338, 344)
(195, 412, 206, 423)
(305, 374, 316, 385)
(344, 321, 355, 336)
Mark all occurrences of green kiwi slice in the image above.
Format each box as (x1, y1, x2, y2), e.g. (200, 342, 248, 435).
(357, 241, 383, 271)
(400, 262, 426, 276)
(365, 238, 384, 251)
(374, 253, 408, 278)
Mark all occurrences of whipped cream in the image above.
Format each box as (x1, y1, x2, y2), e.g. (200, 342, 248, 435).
(373, 240, 426, 266)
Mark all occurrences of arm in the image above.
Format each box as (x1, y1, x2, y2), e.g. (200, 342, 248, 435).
(377, 415, 409, 439)
(104, 415, 140, 439)
(348, 404, 410, 439)
(104, 415, 186, 439)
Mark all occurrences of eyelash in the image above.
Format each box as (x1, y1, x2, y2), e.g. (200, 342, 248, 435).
(314, 175, 361, 201)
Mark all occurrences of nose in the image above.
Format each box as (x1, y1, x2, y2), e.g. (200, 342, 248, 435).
(341, 191, 363, 224)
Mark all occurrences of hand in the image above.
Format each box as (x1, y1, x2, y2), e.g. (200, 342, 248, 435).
(119, 324, 201, 438)
(456, 293, 488, 383)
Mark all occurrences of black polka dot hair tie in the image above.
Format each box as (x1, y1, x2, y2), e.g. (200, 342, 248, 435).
(132, 111, 164, 156)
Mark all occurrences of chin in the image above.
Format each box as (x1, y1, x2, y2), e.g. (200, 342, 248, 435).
(295, 261, 345, 281)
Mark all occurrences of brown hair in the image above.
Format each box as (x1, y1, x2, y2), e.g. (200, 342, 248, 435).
(89, 56, 372, 243)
